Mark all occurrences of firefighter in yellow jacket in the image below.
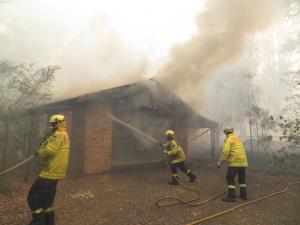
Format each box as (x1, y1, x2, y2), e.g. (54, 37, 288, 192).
(27, 115, 70, 225)
(217, 127, 248, 202)
(163, 130, 196, 185)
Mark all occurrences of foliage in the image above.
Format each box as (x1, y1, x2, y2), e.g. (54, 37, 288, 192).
(272, 147, 300, 170)
(270, 0, 300, 171)
(281, 0, 300, 119)
(0, 60, 59, 118)
(279, 117, 300, 144)
(0, 60, 59, 172)
(247, 104, 277, 152)
(272, 117, 300, 170)
(248, 105, 277, 134)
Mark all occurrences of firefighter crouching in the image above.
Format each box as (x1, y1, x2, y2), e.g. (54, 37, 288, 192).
(27, 115, 70, 225)
(162, 130, 196, 185)
(217, 127, 248, 202)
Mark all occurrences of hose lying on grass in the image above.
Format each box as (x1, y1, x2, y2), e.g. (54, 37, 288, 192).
(154, 166, 271, 208)
(185, 181, 300, 225)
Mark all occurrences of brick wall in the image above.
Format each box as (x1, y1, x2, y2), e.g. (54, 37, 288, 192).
(69, 105, 85, 175)
(111, 122, 161, 167)
(40, 102, 190, 175)
(83, 101, 112, 174)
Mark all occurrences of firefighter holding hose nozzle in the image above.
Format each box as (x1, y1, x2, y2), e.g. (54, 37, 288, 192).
(217, 127, 248, 202)
(162, 130, 196, 185)
(27, 115, 70, 225)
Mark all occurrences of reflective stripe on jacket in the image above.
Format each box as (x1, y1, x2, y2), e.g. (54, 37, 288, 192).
(219, 134, 248, 167)
(164, 140, 185, 164)
(37, 127, 70, 180)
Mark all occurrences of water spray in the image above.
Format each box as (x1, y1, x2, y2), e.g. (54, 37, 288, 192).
(106, 112, 162, 145)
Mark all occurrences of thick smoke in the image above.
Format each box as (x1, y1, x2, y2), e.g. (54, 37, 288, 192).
(0, 0, 280, 103)
(0, 3, 148, 100)
(54, 15, 149, 100)
(157, 0, 280, 99)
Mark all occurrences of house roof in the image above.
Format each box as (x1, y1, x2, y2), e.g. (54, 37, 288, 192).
(32, 79, 218, 128)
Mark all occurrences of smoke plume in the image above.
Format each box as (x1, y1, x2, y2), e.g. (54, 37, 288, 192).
(157, 0, 280, 98)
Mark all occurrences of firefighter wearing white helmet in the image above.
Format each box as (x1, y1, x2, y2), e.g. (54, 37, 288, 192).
(217, 127, 248, 202)
(27, 114, 70, 225)
(163, 129, 196, 185)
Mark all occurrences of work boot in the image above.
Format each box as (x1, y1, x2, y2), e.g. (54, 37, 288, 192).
(222, 189, 236, 202)
(28, 212, 45, 225)
(44, 211, 55, 225)
(187, 171, 197, 183)
(240, 187, 247, 200)
(168, 176, 179, 185)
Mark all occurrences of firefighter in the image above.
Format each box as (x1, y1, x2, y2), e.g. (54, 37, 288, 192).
(162, 130, 196, 185)
(27, 115, 70, 225)
(217, 127, 248, 202)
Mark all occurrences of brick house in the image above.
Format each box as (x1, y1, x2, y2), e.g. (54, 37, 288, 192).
(31, 80, 218, 176)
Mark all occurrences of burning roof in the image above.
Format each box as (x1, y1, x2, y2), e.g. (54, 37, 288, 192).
(33, 79, 217, 128)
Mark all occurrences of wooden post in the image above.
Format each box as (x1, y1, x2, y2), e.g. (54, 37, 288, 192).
(211, 127, 216, 158)
(23, 115, 34, 182)
(1, 121, 9, 170)
(216, 128, 220, 154)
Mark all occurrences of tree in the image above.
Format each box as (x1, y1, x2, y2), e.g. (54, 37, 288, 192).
(0, 60, 59, 170)
(280, 0, 300, 119)
(272, 116, 300, 170)
(0, 61, 59, 117)
(247, 104, 277, 153)
(268, 0, 300, 172)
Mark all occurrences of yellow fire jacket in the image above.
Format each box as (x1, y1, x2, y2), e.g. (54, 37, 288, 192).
(37, 127, 70, 180)
(218, 134, 248, 167)
(164, 140, 186, 164)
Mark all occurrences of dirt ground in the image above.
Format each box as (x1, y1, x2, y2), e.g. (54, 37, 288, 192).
(1, 160, 300, 225)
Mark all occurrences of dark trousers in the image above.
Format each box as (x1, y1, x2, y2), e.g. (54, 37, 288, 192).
(170, 161, 189, 175)
(226, 167, 246, 189)
(27, 177, 58, 215)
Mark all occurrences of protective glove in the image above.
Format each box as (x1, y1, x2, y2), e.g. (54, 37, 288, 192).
(163, 150, 168, 154)
(39, 128, 52, 146)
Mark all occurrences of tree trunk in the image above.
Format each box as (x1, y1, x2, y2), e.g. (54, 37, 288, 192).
(249, 120, 254, 158)
(1, 121, 9, 170)
(255, 122, 260, 153)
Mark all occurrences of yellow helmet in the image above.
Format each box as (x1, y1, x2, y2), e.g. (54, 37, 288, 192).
(165, 130, 175, 137)
(49, 114, 65, 123)
(223, 127, 233, 134)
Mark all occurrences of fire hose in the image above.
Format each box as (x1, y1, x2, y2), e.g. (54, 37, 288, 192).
(186, 182, 300, 225)
(106, 113, 278, 208)
(154, 164, 272, 208)
(106, 113, 203, 200)
(107, 113, 300, 225)
(0, 155, 35, 177)
(0, 114, 210, 177)
(0, 139, 49, 177)
(1, 113, 299, 224)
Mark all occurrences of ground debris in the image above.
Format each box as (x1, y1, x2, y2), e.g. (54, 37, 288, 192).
(1, 161, 300, 225)
(69, 190, 95, 200)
